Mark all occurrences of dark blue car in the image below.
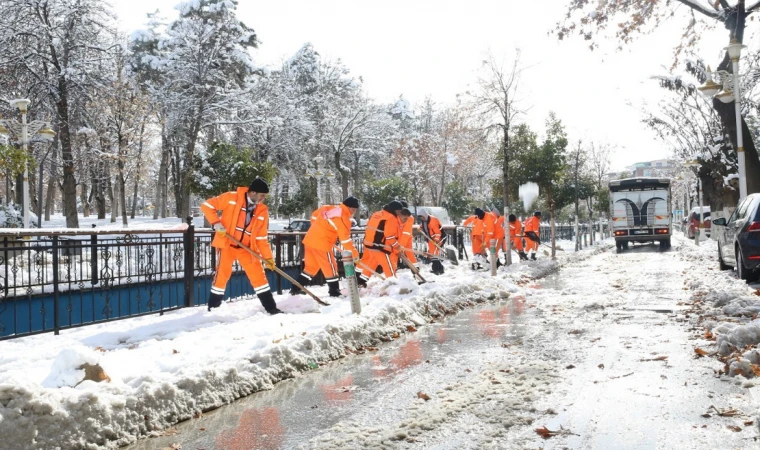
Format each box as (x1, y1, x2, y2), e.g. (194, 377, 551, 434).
(713, 193, 760, 282)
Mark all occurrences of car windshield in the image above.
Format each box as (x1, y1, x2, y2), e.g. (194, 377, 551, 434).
(290, 221, 309, 231)
(693, 211, 710, 219)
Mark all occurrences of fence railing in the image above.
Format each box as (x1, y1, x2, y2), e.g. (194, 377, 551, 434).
(0, 219, 607, 340)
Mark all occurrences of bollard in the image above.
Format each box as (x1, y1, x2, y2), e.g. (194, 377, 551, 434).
(343, 250, 361, 314)
(489, 239, 497, 276)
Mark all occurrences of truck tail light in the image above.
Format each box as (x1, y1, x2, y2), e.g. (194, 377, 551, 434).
(655, 228, 670, 234)
(614, 230, 628, 236)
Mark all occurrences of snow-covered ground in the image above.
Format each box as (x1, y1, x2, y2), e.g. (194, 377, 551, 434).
(0, 213, 606, 450)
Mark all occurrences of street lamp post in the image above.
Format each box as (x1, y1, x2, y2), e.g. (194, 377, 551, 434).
(698, 38, 748, 200)
(0, 99, 56, 229)
(306, 155, 335, 206)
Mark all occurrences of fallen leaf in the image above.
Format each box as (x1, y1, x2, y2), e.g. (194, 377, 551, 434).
(639, 356, 668, 362)
(406, 325, 417, 332)
(94, 346, 106, 352)
(590, 337, 601, 343)
(727, 425, 742, 432)
(417, 391, 430, 401)
(705, 330, 715, 340)
(172, 349, 179, 354)
(464, 368, 471, 372)
(598, 364, 605, 369)
(199, 427, 205, 431)
(392, 332, 400, 339)
(566, 365, 576, 369)
(744, 421, 754, 426)
(751, 364, 760, 377)
(695, 348, 709, 357)
(535, 426, 560, 439)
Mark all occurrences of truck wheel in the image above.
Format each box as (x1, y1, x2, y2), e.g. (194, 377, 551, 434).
(615, 241, 622, 253)
(622, 241, 629, 250)
(659, 239, 670, 251)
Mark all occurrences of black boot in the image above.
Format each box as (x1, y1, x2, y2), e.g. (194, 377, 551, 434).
(496, 258, 503, 268)
(356, 274, 368, 288)
(289, 274, 309, 295)
(432, 260, 445, 275)
(207, 292, 224, 311)
(531, 253, 537, 261)
(518, 251, 528, 261)
(328, 280, 342, 297)
(258, 291, 283, 315)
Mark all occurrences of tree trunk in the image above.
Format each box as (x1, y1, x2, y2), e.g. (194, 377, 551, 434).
(155, 123, 170, 220)
(57, 79, 79, 228)
(178, 117, 202, 219)
(131, 121, 145, 219)
(45, 154, 56, 221)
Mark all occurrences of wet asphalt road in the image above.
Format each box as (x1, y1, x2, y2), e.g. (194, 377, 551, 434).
(127, 240, 760, 449)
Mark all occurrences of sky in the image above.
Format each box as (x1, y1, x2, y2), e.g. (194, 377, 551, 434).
(112, 0, 729, 172)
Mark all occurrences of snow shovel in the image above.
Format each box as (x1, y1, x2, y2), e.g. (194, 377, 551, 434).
(418, 229, 458, 265)
(223, 233, 329, 306)
(398, 251, 427, 284)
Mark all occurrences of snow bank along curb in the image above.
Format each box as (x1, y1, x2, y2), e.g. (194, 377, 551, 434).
(0, 241, 607, 450)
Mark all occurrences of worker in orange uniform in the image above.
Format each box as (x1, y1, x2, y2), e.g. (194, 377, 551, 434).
(394, 207, 418, 271)
(508, 214, 528, 261)
(462, 208, 487, 257)
(201, 177, 282, 314)
(418, 209, 445, 275)
(523, 211, 542, 260)
(290, 196, 360, 298)
(489, 207, 505, 267)
(358, 201, 403, 287)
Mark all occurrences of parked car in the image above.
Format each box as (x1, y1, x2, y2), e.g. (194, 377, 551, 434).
(285, 219, 310, 233)
(685, 206, 711, 239)
(712, 193, 760, 282)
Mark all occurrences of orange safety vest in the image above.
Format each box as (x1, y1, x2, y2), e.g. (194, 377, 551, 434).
(493, 214, 506, 239)
(200, 187, 273, 259)
(303, 204, 358, 257)
(524, 216, 540, 234)
(364, 210, 401, 254)
(463, 215, 485, 236)
(508, 219, 522, 238)
(398, 215, 415, 248)
(421, 215, 443, 242)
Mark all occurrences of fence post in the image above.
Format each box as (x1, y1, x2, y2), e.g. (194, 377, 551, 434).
(275, 234, 282, 295)
(343, 250, 361, 314)
(90, 224, 98, 286)
(52, 236, 60, 335)
(183, 217, 195, 308)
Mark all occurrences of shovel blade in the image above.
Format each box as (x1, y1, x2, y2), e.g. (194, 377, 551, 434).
(445, 247, 459, 265)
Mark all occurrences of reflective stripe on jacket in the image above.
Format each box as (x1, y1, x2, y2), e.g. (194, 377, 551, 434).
(364, 210, 400, 254)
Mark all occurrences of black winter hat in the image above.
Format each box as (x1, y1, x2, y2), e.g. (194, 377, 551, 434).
(249, 177, 269, 193)
(400, 208, 412, 216)
(474, 208, 485, 219)
(508, 214, 517, 222)
(342, 196, 360, 209)
(400, 200, 409, 208)
(534, 211, 542, 217)
(385, 201, 404, 213)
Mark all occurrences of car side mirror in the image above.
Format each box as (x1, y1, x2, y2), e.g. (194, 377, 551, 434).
(712, 217, 727, 226)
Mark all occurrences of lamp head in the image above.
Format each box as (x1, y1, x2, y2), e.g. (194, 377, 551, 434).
(39, 124, 56, 142)
(10, 99, 30, 113)
(697, 67, 720, 97)
(716, 89, 735, 103)
(726, 39, 746, 61)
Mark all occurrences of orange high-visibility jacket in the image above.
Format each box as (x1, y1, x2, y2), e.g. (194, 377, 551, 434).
(508, 218, 523, 238)
(524, 216, 540, 234)
(482, 212, 496, 242)
(303, 204, 358, 258)
(462, 215, 484, 236)
(201, 187, 273, 259)
(364, 210, 401, 254)
(491, 213, 506, 240)
(421, 215, 443, 242)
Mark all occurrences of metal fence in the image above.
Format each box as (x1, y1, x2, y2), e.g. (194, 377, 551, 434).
(0, 219, 605, 340)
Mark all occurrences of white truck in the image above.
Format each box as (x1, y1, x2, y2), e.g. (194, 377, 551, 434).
(609, 177, 672, 252)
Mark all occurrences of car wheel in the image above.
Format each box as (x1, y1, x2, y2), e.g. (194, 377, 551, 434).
(718, 245, 731, 271)
(736, 246, 750, 281)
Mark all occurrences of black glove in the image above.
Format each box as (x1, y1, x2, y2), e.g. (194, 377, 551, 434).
(526, 231, 540, 244)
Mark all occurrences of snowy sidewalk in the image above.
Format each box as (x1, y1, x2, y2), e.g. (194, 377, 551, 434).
(0, 237, 606, 450)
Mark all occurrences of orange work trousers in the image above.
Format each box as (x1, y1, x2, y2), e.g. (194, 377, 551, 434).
(302, 246, 340, 283)
(524, 236, 539, 253)
(211, 246, 270, 296)
(359, 249, 397, 282)
(508, 236, 524, 252)
(471, 235, 485, 256)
